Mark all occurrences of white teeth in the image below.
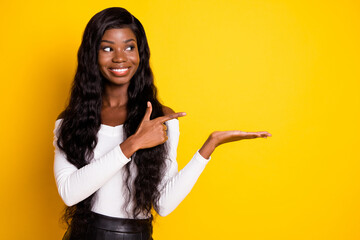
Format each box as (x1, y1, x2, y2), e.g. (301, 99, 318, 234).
(111, 68, 128, 72)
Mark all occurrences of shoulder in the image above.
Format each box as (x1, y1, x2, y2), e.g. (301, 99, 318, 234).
(162, 105, 179, 122)
(162, 106, 180, 158)
(162, 105, 180, 132)
(57, 111, 66, 120)
(54, 111, 65, 132)
(162, 105, 175, 115)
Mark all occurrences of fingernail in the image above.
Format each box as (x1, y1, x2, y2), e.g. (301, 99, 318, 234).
(147, 101, 150, 107)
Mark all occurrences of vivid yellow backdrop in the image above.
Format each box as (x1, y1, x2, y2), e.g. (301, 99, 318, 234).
(0, 0, 359, 239)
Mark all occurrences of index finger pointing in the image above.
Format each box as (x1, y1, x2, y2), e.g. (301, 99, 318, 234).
(156, 112, 187, 123)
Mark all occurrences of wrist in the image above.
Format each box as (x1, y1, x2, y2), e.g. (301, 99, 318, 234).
(120, 135, 140, 158)
(128, 134, 141, 152)
(199, 135, 217, 159)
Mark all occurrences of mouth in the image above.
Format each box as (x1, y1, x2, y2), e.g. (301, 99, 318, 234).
(108, 67, 130, 76)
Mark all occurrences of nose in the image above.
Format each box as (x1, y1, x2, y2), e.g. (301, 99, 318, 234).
(112, 50, 127, 63)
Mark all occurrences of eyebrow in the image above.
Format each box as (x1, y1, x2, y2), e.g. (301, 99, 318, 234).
(124, 39, 136, 43)
(100, 39, 136, 44)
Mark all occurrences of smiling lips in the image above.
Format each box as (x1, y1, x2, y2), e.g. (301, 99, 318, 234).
(109, 67, 130, 76)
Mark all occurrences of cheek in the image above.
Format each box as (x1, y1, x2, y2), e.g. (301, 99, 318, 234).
(97, 55, 105, 67)
(97, 57, 107, 77)
(97, 52, 112, 67)
(98, 67, 107, 79)
(98, 62, 105, 76)
(131, 53, 140, 67)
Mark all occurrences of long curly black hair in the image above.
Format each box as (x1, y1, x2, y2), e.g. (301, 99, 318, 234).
(56, 7, 167, 239)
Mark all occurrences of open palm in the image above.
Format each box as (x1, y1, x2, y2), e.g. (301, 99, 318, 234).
(199, 130, 272, 159)
(212, 130, 271, 146)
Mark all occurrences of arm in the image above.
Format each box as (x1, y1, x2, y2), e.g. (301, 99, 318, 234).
(54, 103, 185, 207)
(156, 151, 210, 216)
(155, 128, 271, 216)
(155, 120, 211, 216)
(53, 120, 131, 206)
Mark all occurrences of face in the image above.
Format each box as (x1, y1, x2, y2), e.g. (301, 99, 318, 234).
(98, 28, 140, 86)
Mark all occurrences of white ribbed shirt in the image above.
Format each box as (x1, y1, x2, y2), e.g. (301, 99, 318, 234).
(53, 119, 210, 218)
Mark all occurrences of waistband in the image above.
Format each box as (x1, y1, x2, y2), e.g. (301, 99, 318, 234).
(90, 212, 153, 233)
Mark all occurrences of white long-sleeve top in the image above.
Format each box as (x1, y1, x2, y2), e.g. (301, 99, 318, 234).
(53, 118, 210, 218)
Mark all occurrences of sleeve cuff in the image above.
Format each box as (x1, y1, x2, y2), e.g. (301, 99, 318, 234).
(194, 150, 211, 165)
(115, 146, 132, 164)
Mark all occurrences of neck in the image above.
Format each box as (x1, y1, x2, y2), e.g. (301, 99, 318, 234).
(102, 83, 129, 108)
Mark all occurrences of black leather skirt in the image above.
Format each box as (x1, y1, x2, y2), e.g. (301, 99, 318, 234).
(64, 212, 153, 240)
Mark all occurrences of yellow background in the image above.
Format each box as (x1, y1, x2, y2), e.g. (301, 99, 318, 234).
(0, 0, 359, 239)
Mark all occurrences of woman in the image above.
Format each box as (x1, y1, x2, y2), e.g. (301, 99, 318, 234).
(53, 7, 271, 240)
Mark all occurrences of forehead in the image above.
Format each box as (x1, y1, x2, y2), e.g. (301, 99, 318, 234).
(101, 28, 137, 42)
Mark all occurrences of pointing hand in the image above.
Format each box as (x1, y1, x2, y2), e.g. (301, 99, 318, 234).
(134, 101, 186, 149)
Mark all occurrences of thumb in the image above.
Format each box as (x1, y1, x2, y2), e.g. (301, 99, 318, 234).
(142, 101, 152, 122)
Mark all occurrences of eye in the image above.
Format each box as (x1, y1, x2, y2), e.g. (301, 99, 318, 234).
(125, 45, 135, 51)
(102, 47, 112, 52)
